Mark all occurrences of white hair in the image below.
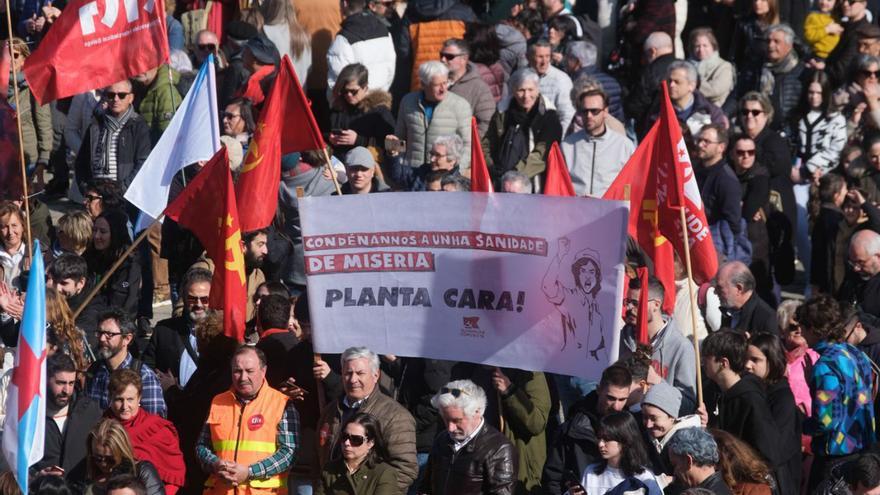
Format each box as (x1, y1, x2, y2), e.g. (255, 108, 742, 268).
(419, 61, 450, 87)
(509, 68, 540, 92)
(433, 134, 464, 164)
(667, 60, 698, 84)
(431, 379, 487, 417)
(644, 32, 673, 52)
(565, 41, 598, 68)
(341, 346, 380, 373)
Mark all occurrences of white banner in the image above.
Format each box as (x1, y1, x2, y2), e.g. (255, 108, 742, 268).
(300, 192, 629, 379)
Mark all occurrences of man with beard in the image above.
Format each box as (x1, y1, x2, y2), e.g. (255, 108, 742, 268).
(33, 353, 103, 486)
(143, 268, 213, 391)
(85, 308, 166, 416)
(618, 276, 697, 415)
(190, 230, 268, 321)
(715, 261, 777, 335)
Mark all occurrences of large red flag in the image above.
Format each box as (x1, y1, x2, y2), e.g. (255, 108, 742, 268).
(23, 0, 169, 105)
(165, 148, 247, 341)
(603, 82, 719, 314)
(237, 55, 326, 231)
(543, 142, 575, 196)
(0, 41, 22, 202)
(469, 117, 493, 192)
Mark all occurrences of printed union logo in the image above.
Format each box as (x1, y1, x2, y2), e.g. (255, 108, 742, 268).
(248, 414, 264, 431)
(463, 317, 480, 329)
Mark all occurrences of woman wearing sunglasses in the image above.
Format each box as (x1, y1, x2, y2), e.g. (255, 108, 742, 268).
(83, 208, 140, 316)
(316, 412, 397, 495)
(83, 418, 164, 495)
(327, 63, 396, 161)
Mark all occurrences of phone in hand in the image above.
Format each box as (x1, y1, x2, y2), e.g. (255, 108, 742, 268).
(564, 470, 586, 495)
(331, 128, 344, 135)
(385, 137, 406, 154)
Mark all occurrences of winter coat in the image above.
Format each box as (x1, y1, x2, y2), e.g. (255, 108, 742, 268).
(8, 80, 53, 165)
(698, 159, 744, 235)
(328, 90, 396, 159)
(421, 422, 518, 495)
(476, 61, 508, 103)
(826, 16, 870, 86)
(574, 66, 624, 122)
(496, 24, 527, 75)
(499, 372, 551, 493)
(833, 203, 880, 294)
(450, 63, 497, 136)
(327, 11, 396, 92)
(754, 126, 797, 232)
(84, 460, 164, 495)
(75, 112, 151, 191)
(645, 415, 702, 476)
(34, 395, 103, 485)
(137, 64, 182, 144)
(316, 459, 398, 495)
(737, 163, 772, 296)
(387, 155, 461, 191)
(797, 110, 847, 176)
(731, 16, 768, 97)
(87, 255, 141, 317)
(768, 58, 806, 133)
(395, 90, 472, 169)
(541, 393, 601, 495)
(840, 271, 880, 318)
(402, 0, 477, 91)
(645, 91, 727, 141)
(561, 126, 635, 197)
(626, 53, 676, 131)
(292, 0, 342, 90)
(693, 52, 735, 107)
(766, 379, 803, 495)
(620, 317, 698, 415)
(484, 96, 562, 184)
(812, 204, 845, 294)
(721, 292, 778, 335)
(714, 373, 785, 471)
(804, 12, 841, 59)
(318, 391, 418, 492)
(537, 65, 576, 131)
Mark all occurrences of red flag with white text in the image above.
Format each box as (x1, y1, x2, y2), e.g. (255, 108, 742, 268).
(23, 0, 169, 105)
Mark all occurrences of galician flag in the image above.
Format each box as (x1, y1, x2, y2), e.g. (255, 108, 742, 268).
(2, 240, 47, 493)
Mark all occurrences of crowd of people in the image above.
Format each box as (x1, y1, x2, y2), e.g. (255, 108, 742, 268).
(3, 0, 880, 493)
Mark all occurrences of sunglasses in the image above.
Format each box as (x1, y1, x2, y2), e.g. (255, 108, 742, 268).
(440, 387, 470, 398)
(186, 295, 210, 305)
(740, 109, 764, 117)
(583, 107, 605, 116)
(735, 149, 756, 157)
(91, 454, 115, 464)
(223, 112, 240, 120)
(862, 69, 880, 78)
(104, 91, 130, 100)
(340, 433, 368, 447)
(198, 43, 217, 52)
(341, 88, 362, 96)
(439, 52, 463, 61)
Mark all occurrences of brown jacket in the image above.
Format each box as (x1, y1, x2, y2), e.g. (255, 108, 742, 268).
(293, 0, 341, 90)
(318, 391, 418, 492)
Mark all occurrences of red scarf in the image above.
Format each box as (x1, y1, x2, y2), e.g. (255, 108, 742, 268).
(110, 409, 187, 490)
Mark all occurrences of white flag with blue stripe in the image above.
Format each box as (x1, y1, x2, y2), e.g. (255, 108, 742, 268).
(125, 55, 221, 232)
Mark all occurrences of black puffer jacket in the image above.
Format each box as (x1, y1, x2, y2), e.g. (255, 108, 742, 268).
(421, 422, 518, 495)
(541, 393, 601, 495)
(769, 59, 806, 134)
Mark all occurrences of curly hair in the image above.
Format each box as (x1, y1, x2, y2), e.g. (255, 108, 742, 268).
(795, 294, 845, 342)
(710, 429, 772, 488)
(46, 287, 90, 373)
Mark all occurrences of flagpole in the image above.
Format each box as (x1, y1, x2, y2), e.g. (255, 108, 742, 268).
(320, 147, 343, 196)
(677, 207, 703, 405)
(72, 217, 161, 320)
(3, 14, 34, 257)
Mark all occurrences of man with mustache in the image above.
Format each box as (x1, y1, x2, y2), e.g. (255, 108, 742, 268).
(34, 353, 103, 485)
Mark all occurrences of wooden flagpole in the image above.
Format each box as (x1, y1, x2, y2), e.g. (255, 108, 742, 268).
(3, 13, 33, 256)
(72, 218, 161, 320)
(321, 147, 343, 196)
(678, 207, 704, 405)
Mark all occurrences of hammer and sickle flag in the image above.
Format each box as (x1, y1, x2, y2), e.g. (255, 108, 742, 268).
(164, 148, 247, 341)
(236, 55, 326, 232)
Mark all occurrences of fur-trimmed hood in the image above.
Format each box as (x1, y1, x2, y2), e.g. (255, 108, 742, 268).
(358, 89, 393, 113)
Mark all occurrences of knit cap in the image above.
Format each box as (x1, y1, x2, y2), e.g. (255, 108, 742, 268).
(642, 381, 682, 418)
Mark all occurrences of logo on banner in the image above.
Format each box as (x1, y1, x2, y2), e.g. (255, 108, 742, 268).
(461, 317, 484, 338)
(79, 0, 157, 39)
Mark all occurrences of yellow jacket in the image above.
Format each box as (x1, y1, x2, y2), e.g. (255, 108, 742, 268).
(804, 12, 841, 59)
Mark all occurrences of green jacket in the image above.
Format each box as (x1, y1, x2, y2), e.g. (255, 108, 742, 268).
(138, 64, 181, 144)
(500, 371, 551, 494)
(8, 82, 53, 164)
(316, 459, 399, 495)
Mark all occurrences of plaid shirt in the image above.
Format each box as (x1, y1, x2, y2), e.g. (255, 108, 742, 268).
(85, 353, 167, 417)
(810, 341, 876, 455)
(196, 393, 299, 480)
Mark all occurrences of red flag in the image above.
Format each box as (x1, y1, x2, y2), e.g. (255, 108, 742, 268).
(0, 40, 10, 91)
(237, 55, 326, 231)
(469, 117, 493, 193)
(544, 142, 575, 196)
(636, 266, 650, 344)
(22, 0, 169, 105)
(603, 82, 720, 313)
(164, 148, 247, 341)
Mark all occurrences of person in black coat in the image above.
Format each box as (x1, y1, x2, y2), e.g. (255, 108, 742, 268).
(839, 230, 880, 317)
(326, 64, 396, 160)
(812, 174, 848, 294)
(823, 1, 871, 86)
(254, 294, 299, 387)
(82, 208, 141, 317)
(626, 34, 677, 136)
(746, 333, 803, 495)
(33, 353, 103, 489)
(695, 125, 745, 261)
(717, 261, 778, 333)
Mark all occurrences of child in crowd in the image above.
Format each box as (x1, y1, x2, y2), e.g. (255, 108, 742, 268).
(804, 0, 843, 59)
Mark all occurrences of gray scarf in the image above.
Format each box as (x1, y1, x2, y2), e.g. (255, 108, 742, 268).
(97, 106, 134, 175)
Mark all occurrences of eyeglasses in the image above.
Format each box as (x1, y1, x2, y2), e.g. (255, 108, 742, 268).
(861, 69, 880, 78)
(186, 295, 210, 305)
(340, 433, 368, 447)
(735, 149, 756, 157)
(583, 107, 605, 116)
(440, 387, 470, 398)
(439, 52, 464, 61)
(740, 109, 764, 117)
(222, 112, 240, 120)
(84, 194, 102, 202)
(197, 43, 217, 52)
(96, 330, 123, 339)
(341, 87, 362, 96)
(104, 91, 130, 100)
(91, 454, 115, 464)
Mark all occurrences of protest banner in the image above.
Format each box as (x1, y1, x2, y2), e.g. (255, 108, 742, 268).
(300, 192, 629, 379)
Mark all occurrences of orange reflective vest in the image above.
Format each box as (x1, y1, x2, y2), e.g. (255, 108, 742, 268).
(204, 383, 289, 495)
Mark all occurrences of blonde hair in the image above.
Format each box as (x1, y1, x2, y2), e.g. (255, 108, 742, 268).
(10, 37, 30, 58)
(87, 418, 138, 479)
(57, 211, 94, 253)
(258, 0, 310, 59)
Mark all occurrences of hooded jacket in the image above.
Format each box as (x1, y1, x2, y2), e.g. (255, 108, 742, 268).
(327, 11, 396, 91)
(715, 373, 784, 470)
(541, 393, 601, 495)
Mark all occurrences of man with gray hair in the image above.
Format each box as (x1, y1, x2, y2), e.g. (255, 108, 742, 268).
(388, 134, 465, 191)
(651, 60, 726, 141)
(441, 38, 496, 136)
(763, 24, 804, 133)
(563, 41, 623, 121)
(715, 261, 777, 334)
(316, 346, 418, 491)
(667, 427, 733, 494)
(421, 379, 517, 494)
(392, 60, 472, 169)
(501, 171, 531, 193)
(842, 230, 880, 316)
(528, 39, 576, 130)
